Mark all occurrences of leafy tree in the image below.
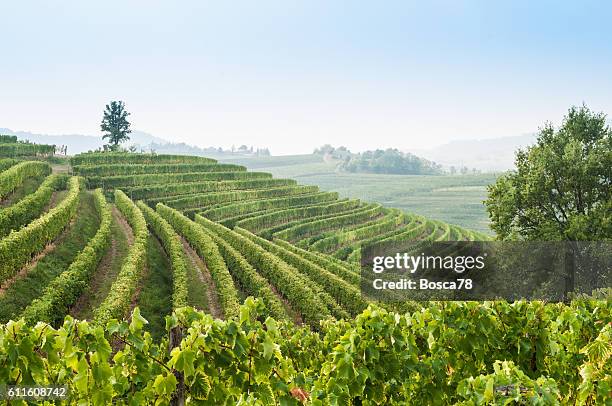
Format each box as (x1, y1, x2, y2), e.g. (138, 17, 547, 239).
(486, 105, 611, 241)
(100, 101, 132, 151)
(339, 148, 442, 175)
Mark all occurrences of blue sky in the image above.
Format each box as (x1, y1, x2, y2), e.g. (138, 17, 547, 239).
(1, 0, 610, 154)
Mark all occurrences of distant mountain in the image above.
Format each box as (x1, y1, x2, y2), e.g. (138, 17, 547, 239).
(410, 134, 538, 172)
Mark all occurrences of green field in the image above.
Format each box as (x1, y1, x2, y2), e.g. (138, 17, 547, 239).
(222, 155, 498, 234)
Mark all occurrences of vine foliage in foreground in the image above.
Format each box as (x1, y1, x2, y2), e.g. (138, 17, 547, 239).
(0, 298, 610, 405)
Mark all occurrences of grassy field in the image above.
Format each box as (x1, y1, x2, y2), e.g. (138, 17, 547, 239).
(222, 155, 498, 234)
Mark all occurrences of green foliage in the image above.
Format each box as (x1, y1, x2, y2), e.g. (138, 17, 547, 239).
(274, 238, 361, 285)
(196, 221, 289, 321)
(202, 191, 339, 222)
(0, 176, 80, 285)
(137, 201, 189, 309)
(0, 189, 100, 323)
(0, 142, 56, 157)
(125, 177, 294, 200)
(486, 105, 612, 241)
(71, 151, 215, 166)
(193, 214, 333, 327)
(21, 189, 112, 325)
(248, 156, 496, 234)
(137, 235, 175, 339)
(0, 299, 609, 404)
(0, 134, 18, 143)
(339, 147, 443, 175)
(311, 209, 407, 253)
(0, 174, 65, 237)
(155, 203, 241, 319)
(100, 101, 132, 150)
(238, 227, 368, 316)
(73, 162, 245, 177)
(0, 160, 50, 199)
(0, 158, 17, 171)
(163, 185, 325, 210)
(236, 198, 361, 234)
(86, 170, 274, 188)
(93, 190, 148, 326)
(275, 203, 383, 242)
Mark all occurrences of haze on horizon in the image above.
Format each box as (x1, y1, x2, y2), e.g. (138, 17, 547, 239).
(1, 1, 611, 155)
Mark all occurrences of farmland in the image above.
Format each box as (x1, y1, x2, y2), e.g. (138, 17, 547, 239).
(0, 150, 609, 404)
(222, 154, 498, 234)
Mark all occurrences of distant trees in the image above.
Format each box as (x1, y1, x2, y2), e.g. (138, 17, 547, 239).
(101, 101, 132, 151)
(313, 145, 351, 160)
(339, 148, 442, 175)
(486, 105, 611, 241)
(314, 144, 336, 155)
(314, 145, 443, 175)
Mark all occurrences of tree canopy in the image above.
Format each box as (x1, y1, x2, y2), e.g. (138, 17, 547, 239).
(339, 148, 442, 175)
(101, 101, 132, 151)
(486, 105, 611, 241)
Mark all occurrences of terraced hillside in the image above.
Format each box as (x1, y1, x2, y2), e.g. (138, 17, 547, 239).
(70, 153, 488, 320)
(0, 152, 484, 326)
(0, 151, 609, 404)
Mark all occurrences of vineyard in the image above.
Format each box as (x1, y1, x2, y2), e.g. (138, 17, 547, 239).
(0, 151, 609, 405)
(0, 135, 55, 158)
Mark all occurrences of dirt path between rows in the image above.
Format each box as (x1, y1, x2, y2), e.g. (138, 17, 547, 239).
(0, 242, 58, 296)
(51, 164, 70, 174)
(69, 206, 134, 318)
(180, 238, 224, 319)
(0, 194, 75, 296)
(128, 260, 149, 316)
(268, 283, 304, 325)
(113, 206, 136, 246)
(44, 191, 62, 211)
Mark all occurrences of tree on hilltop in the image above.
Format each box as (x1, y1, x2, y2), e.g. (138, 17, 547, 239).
(101, 101, 132, 151)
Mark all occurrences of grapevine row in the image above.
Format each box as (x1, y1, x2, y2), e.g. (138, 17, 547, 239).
(235, 227, 368, 316)
(86, 170, 275, 189)
(162, 185, 324, 210)
(256, 205, 373, 240)
(192, 214, 333, 327)
(155, 203, 240, 318)
(0, 135, 18, 143)
(310, 209, 407, 253)
(137, 202, 188, 309)
(188, 211, 288, 321)
(273, 238, 361, 285)
(21, 189, 112, 325)
(235, 199, 361, 233)
(194, 215, 350, 320)
(73, 162, 245, 176)
(200, 192, 340, 222)
(274, 203, 384, 242)
(0, 176, 80, 285)
(0, 174, 65, 237)
(0, 158, 17, 172)
(125, 178, 295, 200)
(70, 151, 216, 165)
(0, 143, 55, 157)
(93, 190, 148, 325)
(0, 160, 51, 199)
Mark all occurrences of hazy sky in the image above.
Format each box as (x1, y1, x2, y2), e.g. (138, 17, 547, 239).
(1, 1, 611, 154)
